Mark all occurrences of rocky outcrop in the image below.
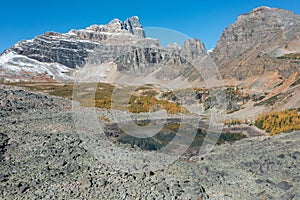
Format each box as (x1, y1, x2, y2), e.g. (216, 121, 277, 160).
(212, 6, 300, 79)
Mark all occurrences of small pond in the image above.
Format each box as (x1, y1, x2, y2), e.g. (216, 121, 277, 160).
(104, 118, 246, 151)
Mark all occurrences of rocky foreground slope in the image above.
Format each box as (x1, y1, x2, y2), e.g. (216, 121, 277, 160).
(0, 87, 299, 199)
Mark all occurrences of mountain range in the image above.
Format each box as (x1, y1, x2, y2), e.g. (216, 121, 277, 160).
(1, 6, 300, 84)
(0, 16, 208, 83)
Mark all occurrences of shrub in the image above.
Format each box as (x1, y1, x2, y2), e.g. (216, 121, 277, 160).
(255, 109, 300, 135)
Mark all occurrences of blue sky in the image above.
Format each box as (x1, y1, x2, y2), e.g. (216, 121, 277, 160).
(1, 0, 300, 52)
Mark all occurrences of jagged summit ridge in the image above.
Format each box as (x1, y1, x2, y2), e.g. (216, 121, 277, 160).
(69, 16, 145, 39)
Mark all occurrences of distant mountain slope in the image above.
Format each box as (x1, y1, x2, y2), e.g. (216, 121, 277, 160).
(212, 6, 300, 80)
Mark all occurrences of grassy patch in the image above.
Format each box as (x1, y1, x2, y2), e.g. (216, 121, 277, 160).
(4, 82, 187, 114)
(128, 95, 189, 114)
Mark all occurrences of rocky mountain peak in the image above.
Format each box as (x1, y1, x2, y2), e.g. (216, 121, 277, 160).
(124, 16, 145, 38)
(249, 6, 297, 15)
(237, 6, 297, 24)
(71, 16, 145, 38)
(109, 18, 122, 24)
(212, 6, 300, 80)
(251, 6, 275, 13)
(180, 39, 207, 61)
(85, 18, 125, 33)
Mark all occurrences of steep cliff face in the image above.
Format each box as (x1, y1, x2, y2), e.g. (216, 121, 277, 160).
(114, 38, 207, 82)
(115, 39, 206, 72)
(10, 32, 92, 69)
(212, 6, 300, 80)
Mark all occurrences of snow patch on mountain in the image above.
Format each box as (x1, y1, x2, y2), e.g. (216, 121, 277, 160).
(0, 51, 15, 64)
(0, 52, 74, 81)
